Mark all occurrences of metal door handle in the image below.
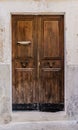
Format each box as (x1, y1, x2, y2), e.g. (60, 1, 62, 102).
(20, 61, 28, 68)
(49, 62, 53, 68)
(47, 62, 55, 68)
(17, 41, 31, 45)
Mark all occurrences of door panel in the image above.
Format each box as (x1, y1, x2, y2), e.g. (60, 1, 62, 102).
(17, 20, 34, 58)
(39, 16, 63, 59)
(12, 15, 64, 111)
(40, 69, 62, 103)
(43, 20, 60, 58)
(39, 16, 64, 111)
(14, 69, 36, 104)
(12, 15, 38, 107)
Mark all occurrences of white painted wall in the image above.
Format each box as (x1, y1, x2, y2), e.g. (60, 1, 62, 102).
(0, 0, 78, 124)
(0, 0, 78, 65)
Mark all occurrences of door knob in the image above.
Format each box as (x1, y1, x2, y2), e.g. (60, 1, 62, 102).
(49, 62, 55, 68)
(49, 62, 53, 68)
(46, 61, 55, 68)
(20, 61, 28, 68)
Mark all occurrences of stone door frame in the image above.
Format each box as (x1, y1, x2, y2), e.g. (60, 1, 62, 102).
(10, 12, 67, 121)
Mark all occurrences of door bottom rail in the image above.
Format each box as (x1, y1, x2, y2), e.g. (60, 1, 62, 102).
(12, 103, 64, 112)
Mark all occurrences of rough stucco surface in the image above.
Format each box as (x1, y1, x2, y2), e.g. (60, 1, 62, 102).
(0, 24, 4, 62)
(66, 66, 78, 118)
(0, 65, 11, 123)
(0, 0, 78, 128)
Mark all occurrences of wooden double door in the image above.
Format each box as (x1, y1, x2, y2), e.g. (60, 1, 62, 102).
(12, 15, 64, 112)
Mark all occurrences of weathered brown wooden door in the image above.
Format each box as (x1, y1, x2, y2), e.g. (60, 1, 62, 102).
(12, 15, 64, 112)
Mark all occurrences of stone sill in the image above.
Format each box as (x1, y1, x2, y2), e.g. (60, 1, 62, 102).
(11, 111, 67, 122)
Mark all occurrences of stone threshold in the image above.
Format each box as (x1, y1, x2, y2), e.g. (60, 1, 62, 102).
(11, 111, 67, 122)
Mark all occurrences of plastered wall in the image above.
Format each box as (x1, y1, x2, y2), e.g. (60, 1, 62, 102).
(0, 0, 78, 123)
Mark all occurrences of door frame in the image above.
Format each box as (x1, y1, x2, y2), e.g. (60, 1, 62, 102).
(11, 13, 65, 112)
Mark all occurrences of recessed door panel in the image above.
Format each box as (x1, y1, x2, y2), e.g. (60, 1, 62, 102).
(39, 69, 62, 103)
(17, 20, 34, 58)
(43, 21, 60, 58)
